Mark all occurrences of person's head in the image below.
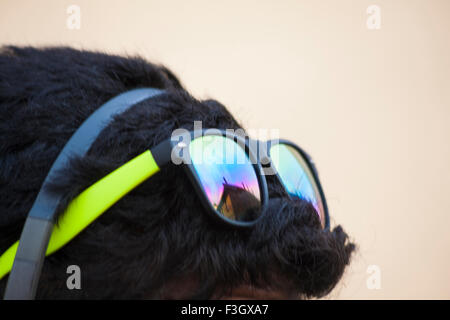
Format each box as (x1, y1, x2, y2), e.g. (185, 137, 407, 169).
(0, 46, 355, 299)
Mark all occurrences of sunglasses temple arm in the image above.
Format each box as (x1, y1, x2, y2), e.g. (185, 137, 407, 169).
(150, 139, 174, 167)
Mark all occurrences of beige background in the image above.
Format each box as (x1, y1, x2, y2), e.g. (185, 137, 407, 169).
(1, 0, 449, 299)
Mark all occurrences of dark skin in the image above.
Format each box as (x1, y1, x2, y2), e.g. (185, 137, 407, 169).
(221, 285, 297, 300)
(161, 275, 298, 299)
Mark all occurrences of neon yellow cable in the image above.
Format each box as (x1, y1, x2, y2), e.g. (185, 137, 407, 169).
(0, 150, 160, 280)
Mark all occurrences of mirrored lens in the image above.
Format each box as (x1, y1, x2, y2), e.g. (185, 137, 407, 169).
(189, 135, 261, 222)
(270, 143, 325, 226)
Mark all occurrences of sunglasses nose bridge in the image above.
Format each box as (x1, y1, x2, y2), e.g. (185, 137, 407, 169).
(248, 139, 268, 163)
(247, 140, 276, 176)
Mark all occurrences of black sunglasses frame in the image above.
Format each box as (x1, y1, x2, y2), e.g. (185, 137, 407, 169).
(152, 129, 330, 229)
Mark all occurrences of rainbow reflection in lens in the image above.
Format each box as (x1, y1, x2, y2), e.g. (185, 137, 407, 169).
(189, 135, 261, 222)
(270, 143, 325, 226)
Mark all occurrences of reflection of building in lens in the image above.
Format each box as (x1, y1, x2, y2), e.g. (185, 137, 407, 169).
(215, 178, 260, 221)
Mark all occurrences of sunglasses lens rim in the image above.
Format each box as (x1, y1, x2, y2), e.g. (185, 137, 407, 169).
(269, 142, 328, 228)
(187, 134, 264, 225)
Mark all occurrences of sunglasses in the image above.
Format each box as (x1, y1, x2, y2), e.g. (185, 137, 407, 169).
(165, 129, 329, 228)
(0, 88, 329, 299)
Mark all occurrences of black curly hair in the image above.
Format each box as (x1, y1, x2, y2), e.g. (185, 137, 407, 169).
(0, 46, 355, 299)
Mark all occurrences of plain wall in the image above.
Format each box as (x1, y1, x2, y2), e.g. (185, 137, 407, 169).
(1, 0, 449, 299)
